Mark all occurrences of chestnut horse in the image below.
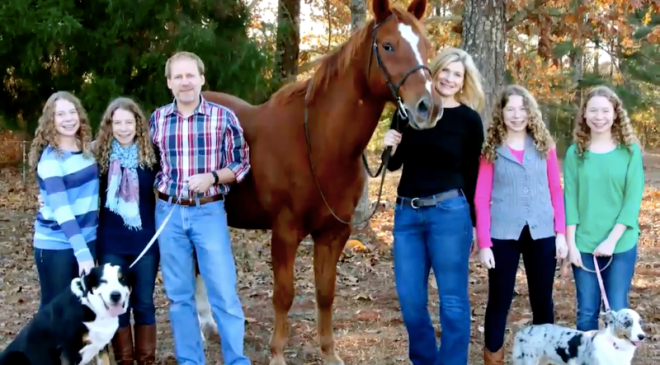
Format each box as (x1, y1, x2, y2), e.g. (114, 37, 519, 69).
(196, 0, 441, 363)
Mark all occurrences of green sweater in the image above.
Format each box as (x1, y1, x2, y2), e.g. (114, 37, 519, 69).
(563, 143, 645, 254)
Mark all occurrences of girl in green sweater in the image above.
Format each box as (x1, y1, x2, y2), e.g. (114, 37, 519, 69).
(563, 85, 645, 331)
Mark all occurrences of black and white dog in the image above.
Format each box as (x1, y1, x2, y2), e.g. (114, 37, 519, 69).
(0, 263, 132, 365)
(511, 308, 646, 365)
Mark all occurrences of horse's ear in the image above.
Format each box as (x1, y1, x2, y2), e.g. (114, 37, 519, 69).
(407, 0, 427, 20)
(372, 0, 392, 22)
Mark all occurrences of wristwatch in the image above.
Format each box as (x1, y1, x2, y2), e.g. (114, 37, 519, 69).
(211, 171, 219, 184)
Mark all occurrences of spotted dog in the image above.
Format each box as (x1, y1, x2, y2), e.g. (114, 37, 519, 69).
(511, 308, 645, 365)
(0, 263, 133, 365)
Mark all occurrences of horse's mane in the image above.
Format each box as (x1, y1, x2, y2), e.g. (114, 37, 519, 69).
(270, 6, 426, 105)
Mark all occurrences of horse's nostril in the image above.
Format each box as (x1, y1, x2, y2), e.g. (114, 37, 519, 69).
(416, 98, 430, 117)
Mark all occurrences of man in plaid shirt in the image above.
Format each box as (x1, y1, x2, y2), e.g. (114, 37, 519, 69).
(150, 51, 251, 365)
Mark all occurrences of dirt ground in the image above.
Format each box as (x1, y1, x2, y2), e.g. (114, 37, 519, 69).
(1, 152, 660, 364)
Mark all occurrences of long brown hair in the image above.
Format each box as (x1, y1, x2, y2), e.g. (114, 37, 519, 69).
(572, 85, 636, 158)
(28, 91, 94, 171)
(481, 84, 554, 162)
(94, 97, 157, 175)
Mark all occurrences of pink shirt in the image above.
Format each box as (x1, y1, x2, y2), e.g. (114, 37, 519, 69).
(474, 146, 565, 249)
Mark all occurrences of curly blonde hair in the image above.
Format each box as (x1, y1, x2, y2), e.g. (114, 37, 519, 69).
(572, 85, 636, 158)
(429, 47, 485, 112)
(94, 97, 157, 175)
(481, 84, 555, 162)
(29, 91, 94, 172)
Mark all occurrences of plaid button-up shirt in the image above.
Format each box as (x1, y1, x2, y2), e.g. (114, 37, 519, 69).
(150, 96, 250, 197)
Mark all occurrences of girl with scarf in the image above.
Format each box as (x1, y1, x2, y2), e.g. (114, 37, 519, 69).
(95, 97, 160, 365)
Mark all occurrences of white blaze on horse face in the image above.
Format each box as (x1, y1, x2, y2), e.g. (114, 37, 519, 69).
(397, 23, 432, 95)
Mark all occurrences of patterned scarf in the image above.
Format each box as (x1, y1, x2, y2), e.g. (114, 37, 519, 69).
(105, 139, 141, 230)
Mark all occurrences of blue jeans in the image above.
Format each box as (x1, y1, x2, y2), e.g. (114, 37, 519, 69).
(155, 198, 249, 365)
(393, 192, 473, 365)
(572, 245, 637, 331)
(34, 240, 97, 310)
(100, 252, 159, 328)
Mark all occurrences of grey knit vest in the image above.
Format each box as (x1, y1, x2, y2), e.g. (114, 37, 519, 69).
(490, 135, 556, 241)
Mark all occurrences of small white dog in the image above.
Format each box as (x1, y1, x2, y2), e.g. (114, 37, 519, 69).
(511, 308, 645, 365)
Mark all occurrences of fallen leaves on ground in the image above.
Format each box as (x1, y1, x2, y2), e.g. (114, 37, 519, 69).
(1, 160, 659, 364)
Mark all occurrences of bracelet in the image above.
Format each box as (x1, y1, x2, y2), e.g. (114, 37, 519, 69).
(211, 171, 219, 184)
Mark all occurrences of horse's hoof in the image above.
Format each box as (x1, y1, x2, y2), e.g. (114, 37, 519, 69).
(268, 356, 287, 365)
(323, 354, 344, 365)
(201, 322, 217, 336)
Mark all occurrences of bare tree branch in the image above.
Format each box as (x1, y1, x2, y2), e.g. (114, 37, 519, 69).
(423, 15, 462, 26)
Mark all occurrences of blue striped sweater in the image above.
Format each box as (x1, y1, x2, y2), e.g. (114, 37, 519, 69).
(33, 145, 99, 262)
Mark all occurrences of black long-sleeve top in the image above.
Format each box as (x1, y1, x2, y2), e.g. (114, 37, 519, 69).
(97, 146, 161, 257)
(387, 104, 485, 226)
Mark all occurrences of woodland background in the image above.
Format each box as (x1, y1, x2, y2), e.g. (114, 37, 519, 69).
(0, 0, 659, 364)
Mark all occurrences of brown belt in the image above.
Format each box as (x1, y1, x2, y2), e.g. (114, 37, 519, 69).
(157, 191, 224, 206)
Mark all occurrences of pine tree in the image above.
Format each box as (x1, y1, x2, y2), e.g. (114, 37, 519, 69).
(0, 0, 276, 133)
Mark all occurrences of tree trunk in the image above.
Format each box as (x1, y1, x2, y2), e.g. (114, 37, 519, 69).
(432, 0, 443, 17)
(275, 0, 301, 81)
(593, 37, 600, 75)
(349, 0, 372, 235)
(570, 0, 585, 132)
(460, 0, 506, 130)
(349, 0, 367, 32)
(352, 171, 371, 230)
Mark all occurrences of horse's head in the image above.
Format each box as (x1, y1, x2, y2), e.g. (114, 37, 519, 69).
(367, 0, 440, 130)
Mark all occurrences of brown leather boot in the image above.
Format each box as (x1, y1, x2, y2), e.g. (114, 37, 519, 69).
(134, 324, 157, 364)
(111, 326, 134, 365)
(484, 346, 504, 365)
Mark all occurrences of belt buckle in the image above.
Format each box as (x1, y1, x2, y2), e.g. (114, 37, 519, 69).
(410, 197, 420, 209)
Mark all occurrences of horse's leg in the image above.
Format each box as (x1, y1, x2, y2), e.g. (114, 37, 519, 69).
(193, 255, 218, 344)
(311, 225, 350, 365)
(269, 223, 303, 365)
(196, 275, 218, 343)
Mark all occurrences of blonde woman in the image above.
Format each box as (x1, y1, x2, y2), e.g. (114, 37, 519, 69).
(382, 47, 485, 365)
(474, 85, 567, 364)
(95, 97, 159, 364)
(29, 91, 98, 310)
(564, 86, 645, 331)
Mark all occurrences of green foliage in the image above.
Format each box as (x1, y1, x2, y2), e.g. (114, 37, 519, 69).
(540, 3, 660, 153)
(0, 0, 277, 134)
(551, 41, 575, 59)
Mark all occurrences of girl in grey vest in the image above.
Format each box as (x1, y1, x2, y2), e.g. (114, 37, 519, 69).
(473, 85, 568, 365)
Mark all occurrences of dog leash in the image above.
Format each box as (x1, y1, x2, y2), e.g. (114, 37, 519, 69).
(592, 255, 612, 312)
(128, 186, 188, 269)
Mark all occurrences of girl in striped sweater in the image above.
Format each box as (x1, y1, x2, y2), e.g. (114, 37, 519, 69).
(28, 91, 99, 309)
